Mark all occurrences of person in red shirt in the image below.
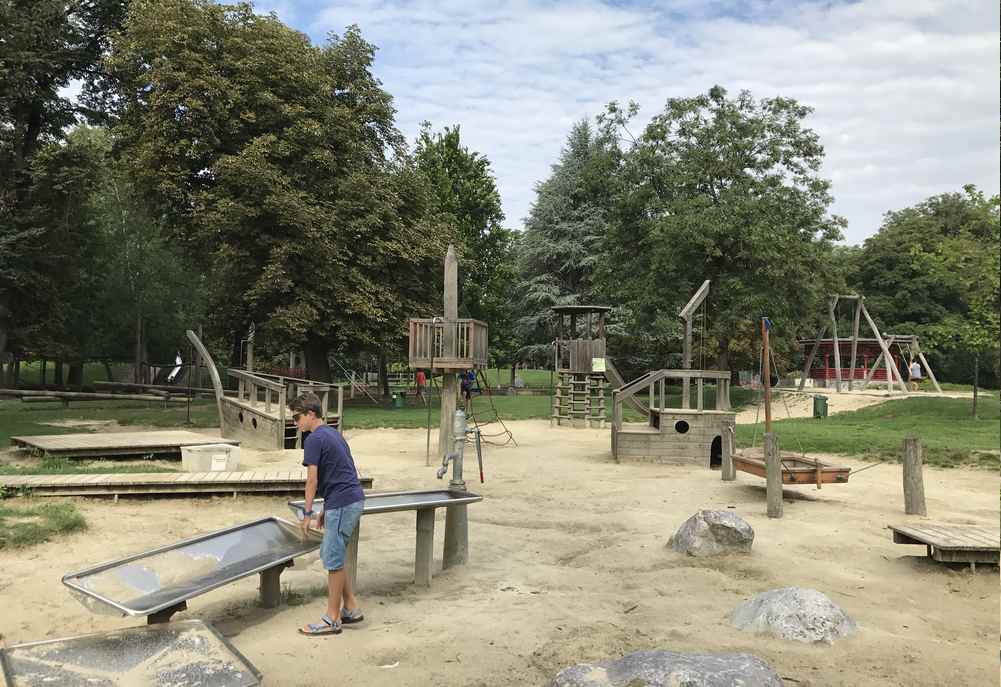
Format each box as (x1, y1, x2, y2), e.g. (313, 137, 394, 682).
(415, 369, 427, 402)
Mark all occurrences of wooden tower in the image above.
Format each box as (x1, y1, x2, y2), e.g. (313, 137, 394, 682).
(551, 305, 611, 428)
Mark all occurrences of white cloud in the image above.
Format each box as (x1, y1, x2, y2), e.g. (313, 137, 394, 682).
(255, 0, 1001, 242)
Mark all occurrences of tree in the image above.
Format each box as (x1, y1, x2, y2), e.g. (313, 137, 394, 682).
(412, 123, 518, 367)
(106, 1, 444, 380)
(851, 185, 1000, 391)
(516, 119, 621, 363)
(0, 0, 127, 360)
(600, 87, 844, 373)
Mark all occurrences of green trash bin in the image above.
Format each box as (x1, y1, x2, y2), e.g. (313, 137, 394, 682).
(812, 394, 828, 419)
(391, 393, 406, 409)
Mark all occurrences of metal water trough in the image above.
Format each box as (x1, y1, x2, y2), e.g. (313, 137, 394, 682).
(0, 620, 261, 687)
(62, 517, 319, 622)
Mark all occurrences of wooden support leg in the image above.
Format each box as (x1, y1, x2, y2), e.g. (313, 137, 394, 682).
(415, 508, 435, 587)
(147, 601, 187, 624)
(721, 427, 736, 482)
(259, 560, 293, 608)
(346, 521, 360, 591)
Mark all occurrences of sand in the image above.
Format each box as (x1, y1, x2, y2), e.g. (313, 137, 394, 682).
(0, 402, 997, 686)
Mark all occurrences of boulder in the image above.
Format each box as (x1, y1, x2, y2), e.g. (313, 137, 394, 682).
(550, 649, 783, 687)
(730, 587, 857, 644)
(669, 510, 754, 556)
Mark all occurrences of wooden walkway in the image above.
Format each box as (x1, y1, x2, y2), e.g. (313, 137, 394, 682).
(9, 431, 239, 459)
(0, 470, 373, 498)
(889, 523, 999, 571)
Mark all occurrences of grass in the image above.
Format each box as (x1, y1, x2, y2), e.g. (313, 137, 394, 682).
(736, 396, 1001, 469)
(0, 398, 219, 448)
(0, 457, 179, 476)
(0, 501, 86, 549)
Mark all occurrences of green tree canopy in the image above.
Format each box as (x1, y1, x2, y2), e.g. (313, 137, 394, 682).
(850, 185, 1000, 385)
(412, 123, 518, 365)
(600, 86, 844, 372)
(106, 0, 444, 379)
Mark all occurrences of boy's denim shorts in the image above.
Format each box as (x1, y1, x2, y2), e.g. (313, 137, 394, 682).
(320, 501, 364, 571)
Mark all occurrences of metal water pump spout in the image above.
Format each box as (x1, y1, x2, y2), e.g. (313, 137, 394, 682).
(435, 409, 484, 486)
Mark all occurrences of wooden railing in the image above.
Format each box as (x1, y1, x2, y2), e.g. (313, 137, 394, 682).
(408, 318, 489, 370)
(612, 369, 732, 433)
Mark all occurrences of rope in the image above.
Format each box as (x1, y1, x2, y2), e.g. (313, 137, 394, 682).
(467, 369, 518, 447)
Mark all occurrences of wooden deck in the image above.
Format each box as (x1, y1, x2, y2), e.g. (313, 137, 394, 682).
(0, 470, 373, 498)
(9, 431, 239, 459)
(734, 448, 851, 485)
(888, 523, 999, 570)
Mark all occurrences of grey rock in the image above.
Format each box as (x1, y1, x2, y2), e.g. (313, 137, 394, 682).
(730, 586, 858, 644)
(669, 510, 754, 556)
(550, 649, 783, 687)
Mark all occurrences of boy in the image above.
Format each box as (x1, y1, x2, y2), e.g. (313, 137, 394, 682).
(292, 392, 365, 635)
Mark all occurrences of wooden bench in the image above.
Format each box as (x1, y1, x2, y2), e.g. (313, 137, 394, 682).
(888, 523, 1000, 571)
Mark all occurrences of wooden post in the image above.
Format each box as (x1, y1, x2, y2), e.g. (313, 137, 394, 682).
(861, 303, 907, 392)
(438, 245, 459, 459)
(799, 326, 827, 391)
(721, 426, 736, 481)
(762, 319, 772, 433)
(415, 508, 434, 587)
(902, 437, 927, 516)
(829, 297, 843, 393)
(765, 432, 782, 518)
(913, 340, 942, 394)
(346, 522, 360, 590)
(848, 298, 862, 391)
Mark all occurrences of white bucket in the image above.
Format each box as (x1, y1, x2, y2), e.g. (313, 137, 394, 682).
(181, 443, 241, 472)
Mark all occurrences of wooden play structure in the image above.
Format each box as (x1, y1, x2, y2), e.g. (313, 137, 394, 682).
(551, 305, 612, 428)
(408, 244, 489, 457)
(611, 369, 735, 466)
(186, 330, 344, 450)
(798, 294, 941, 394)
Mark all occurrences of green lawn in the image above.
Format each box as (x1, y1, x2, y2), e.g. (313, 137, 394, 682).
(0, 502, 86, 549)
(736, 396, 1000, 468)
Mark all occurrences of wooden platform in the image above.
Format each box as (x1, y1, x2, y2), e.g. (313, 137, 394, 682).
(9, 431, 239, 459)
(734, 448, 851, 485)
(0, 470, 373, 498)
(889, 523, 1000, 570)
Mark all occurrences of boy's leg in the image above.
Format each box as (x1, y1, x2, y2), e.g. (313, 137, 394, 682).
(326, 569, 346, 620)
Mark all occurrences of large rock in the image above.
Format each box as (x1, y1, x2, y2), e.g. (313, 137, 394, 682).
(668, 510, 754, 556)
(730, 587, 857, 644)
(550, 649, 783, 687)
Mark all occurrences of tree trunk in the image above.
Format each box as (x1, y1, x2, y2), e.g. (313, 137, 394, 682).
(509, 361, 517, 387)
(134, 313, 143, 383)
(303, 335, 331, 382)
(103, 361, 114, 381)
(378, 352, 389, 398)
(55, 360, 64, 386)
(716, 337, 730, 373)
(41, 359, 47, 387)
(972, 352, 979, 418)
(12, 356, 20, 386)
(68, 362, 84, 389)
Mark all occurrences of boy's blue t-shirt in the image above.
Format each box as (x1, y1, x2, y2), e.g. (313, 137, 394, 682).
(302, 425, 364, 511)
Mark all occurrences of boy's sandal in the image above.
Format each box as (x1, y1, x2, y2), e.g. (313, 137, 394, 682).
(299, 614, 342, 636)
(341, 607, 365, 624)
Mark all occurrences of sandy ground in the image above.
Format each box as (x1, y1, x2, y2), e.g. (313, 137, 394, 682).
(0, 405, 998, 686)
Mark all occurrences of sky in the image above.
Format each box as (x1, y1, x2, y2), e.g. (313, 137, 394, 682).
(258, 0, 998, 243)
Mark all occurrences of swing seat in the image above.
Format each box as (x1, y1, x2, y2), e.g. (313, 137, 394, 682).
(734, 449, 851, 485)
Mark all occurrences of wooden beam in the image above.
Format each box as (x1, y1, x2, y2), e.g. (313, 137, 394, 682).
(859, 337, 892, 391)
(860, 304, 907, 393)
(913, 340, 942, 393)
(829, 297, 843, 393)
(848, 298, 862, 391)
(798, 325, 827, 391)
(765, 433, 782, 518)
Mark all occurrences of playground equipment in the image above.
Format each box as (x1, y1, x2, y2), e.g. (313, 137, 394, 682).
(551, 305, 612, 427)
(408, 244, 489, 458)
(186, 330, 344, 450)
(798, 294, 941, 394)
(611, 369, 735, 466)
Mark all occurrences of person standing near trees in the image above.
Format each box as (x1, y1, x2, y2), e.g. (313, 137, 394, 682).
(908, 359, 922, 392)
(292, 392, 366, 636)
